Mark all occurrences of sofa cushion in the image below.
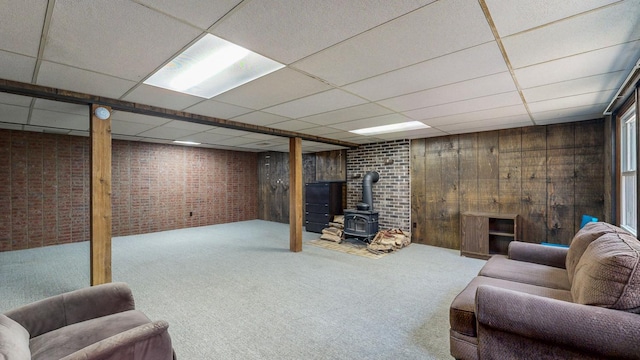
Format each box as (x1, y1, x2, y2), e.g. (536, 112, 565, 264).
(572, 232, 640, 312)
(0, 314, 31, 360)
(478, 255, 571, 290)
(450, 276, 572, 338)
(566, 222, 629, 283)
(29, 309, 151, 360)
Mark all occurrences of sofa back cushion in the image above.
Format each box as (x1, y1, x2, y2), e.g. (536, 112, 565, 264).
(0, 314, 31, 360)
(566, 222, 629, 283)
(571, 232, 640, 312)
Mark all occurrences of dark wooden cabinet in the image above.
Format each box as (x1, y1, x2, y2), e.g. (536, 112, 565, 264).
(461, 212, 519, 259)
(305, 182, 343, 233)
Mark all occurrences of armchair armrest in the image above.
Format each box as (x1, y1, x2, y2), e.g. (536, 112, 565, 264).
(5, 282, 135, 338)
(475, 285, 640, 359)
(508, 241, 568, 268)
(60, 320, 174, 360)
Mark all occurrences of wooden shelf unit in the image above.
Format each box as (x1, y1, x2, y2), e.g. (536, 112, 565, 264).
(461, 212, 519, 259)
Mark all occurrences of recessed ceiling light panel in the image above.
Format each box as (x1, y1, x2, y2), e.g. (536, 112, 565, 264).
(145, 34, 284, 99)
(350, 121, 430, 136)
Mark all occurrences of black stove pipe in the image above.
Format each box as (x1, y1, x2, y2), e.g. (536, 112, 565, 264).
(361, 171, 379, 211)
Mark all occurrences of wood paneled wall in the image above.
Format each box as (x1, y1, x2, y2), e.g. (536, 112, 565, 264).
(411, 120, 605, 249)
(257, 150, 346, 223)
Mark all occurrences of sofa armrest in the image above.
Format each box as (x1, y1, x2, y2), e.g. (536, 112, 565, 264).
(60, 320, 174, 360)
(5, 282, 135, 338)
(507, 241, 567, 268)
(475, 285, 640, 359)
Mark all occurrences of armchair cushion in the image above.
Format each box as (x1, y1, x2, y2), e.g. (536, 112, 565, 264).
(30, 310, 161, 360)
(572, 232, 640, 312)
(0, 314, 31, 360)
(507, 241, 568, 269)
(478, 255, 570, 290)
(565, 222, 629, 283)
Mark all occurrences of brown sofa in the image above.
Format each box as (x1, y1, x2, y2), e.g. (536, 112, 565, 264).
(450, 222, 640, 359)
(1, 282, 175, 360)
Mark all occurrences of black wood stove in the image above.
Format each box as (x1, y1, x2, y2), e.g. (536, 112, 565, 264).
(344, 171, 380, 242)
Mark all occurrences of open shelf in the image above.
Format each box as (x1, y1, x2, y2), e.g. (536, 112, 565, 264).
(461, 212, 519, 259)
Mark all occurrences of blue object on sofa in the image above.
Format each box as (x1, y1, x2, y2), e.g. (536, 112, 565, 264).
(580, 215, 598, 228)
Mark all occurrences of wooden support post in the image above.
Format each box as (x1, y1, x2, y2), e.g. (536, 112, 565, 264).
(90, 104, 112, 285)
(289, 137, 303, 252)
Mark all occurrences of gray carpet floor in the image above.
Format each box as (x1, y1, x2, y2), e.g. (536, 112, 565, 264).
(0, 220, 485, 359)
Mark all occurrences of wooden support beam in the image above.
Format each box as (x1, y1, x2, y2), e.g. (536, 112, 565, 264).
(90, 104, 112, 285)
(289, 137, 303, 252)
(0, 78, 358, 149)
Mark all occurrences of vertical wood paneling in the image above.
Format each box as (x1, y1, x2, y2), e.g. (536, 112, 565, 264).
(410, 139, 426, 244)
(316, 150, 346, 181)
(546, 124, 575, 244)
(521, 127, 547, 243)
(477, 132, 500, 213)
(410, 120, 605, 249)
(458, 133, 478, 214)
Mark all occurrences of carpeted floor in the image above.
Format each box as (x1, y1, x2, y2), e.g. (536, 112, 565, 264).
(0, 220, 485, 359)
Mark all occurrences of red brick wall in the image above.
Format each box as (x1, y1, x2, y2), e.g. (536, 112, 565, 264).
(0, 129, 258, 252)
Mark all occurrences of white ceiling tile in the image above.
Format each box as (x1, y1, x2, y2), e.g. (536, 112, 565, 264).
(268, 120, 316, 132)
(423, 104, 529, 127)
(37, 61, 137, 99)
(123, 84, 203, 110)
(292, 0, 493, 86)
(522, 71, 626, 102)
(23, 125, 71, 134)
(178, 131, 230, 144)
(435, 114, 532, 132)
(160, 120, 214, 132)
(111, 120, 155, 136)
(0, 51, 36, 82)
(135, 0, 241, 29)
(486, 0, 619, 37)
(298, 103, 393, 126)
(379, 72, 516, 111)
(110, 112, 172, 126)
(441, 118, 532, 134)
(112, 134, 142, 142)
(33, 99, 88, 115)
(374, 126, 447, 140)
(404, 92, 523, 120)
(0, 0, 47, 57)
(0, 93, 33, 107)
(212, 0, 436, 64)
(206, 127, 252, 137)
(69, 130, 89, 137)
(231, 111, 290, 126)
(213, 68, 331, 109)
(0, 122, 24, 130)
(317, 130, 362, 140)
(0, 104, 30, 124)
(528, 90, 616, 113)
(534, 113, 604, 125)
(216, 136, 260, 147)
(138, 125, 201, 140)
(29, 109, 88, 130)
(502, 0, 640, 68)
(514, 41, 640, 88)
(44, 0, 201, 81)
(532, 103, 608, 122)
(184, 100, 253, 119)
(263, 89, 367, 118)
(344, 42, 508, 101)
(330, 113, 414, 131)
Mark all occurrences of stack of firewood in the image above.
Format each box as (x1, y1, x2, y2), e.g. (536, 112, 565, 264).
(367, 229, 411, 253)
(320, 215, 344, 243)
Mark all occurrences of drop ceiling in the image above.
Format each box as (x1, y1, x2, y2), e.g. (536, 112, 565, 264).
(0, 0, 639, 153)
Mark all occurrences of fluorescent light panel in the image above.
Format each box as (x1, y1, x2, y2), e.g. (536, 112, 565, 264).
(350, 121, 430, 136)
(145, 34, 284, 99)
(173, 140, 201, 145)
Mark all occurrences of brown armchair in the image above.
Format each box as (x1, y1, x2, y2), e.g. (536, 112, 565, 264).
(1, 282, 175, 360)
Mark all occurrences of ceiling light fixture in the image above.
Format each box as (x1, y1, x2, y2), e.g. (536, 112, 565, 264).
(173, 140, 201, 145)
(144, 34, 284, 99)
(350, 121, 429, 136)
(94, 106, 111, 120)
